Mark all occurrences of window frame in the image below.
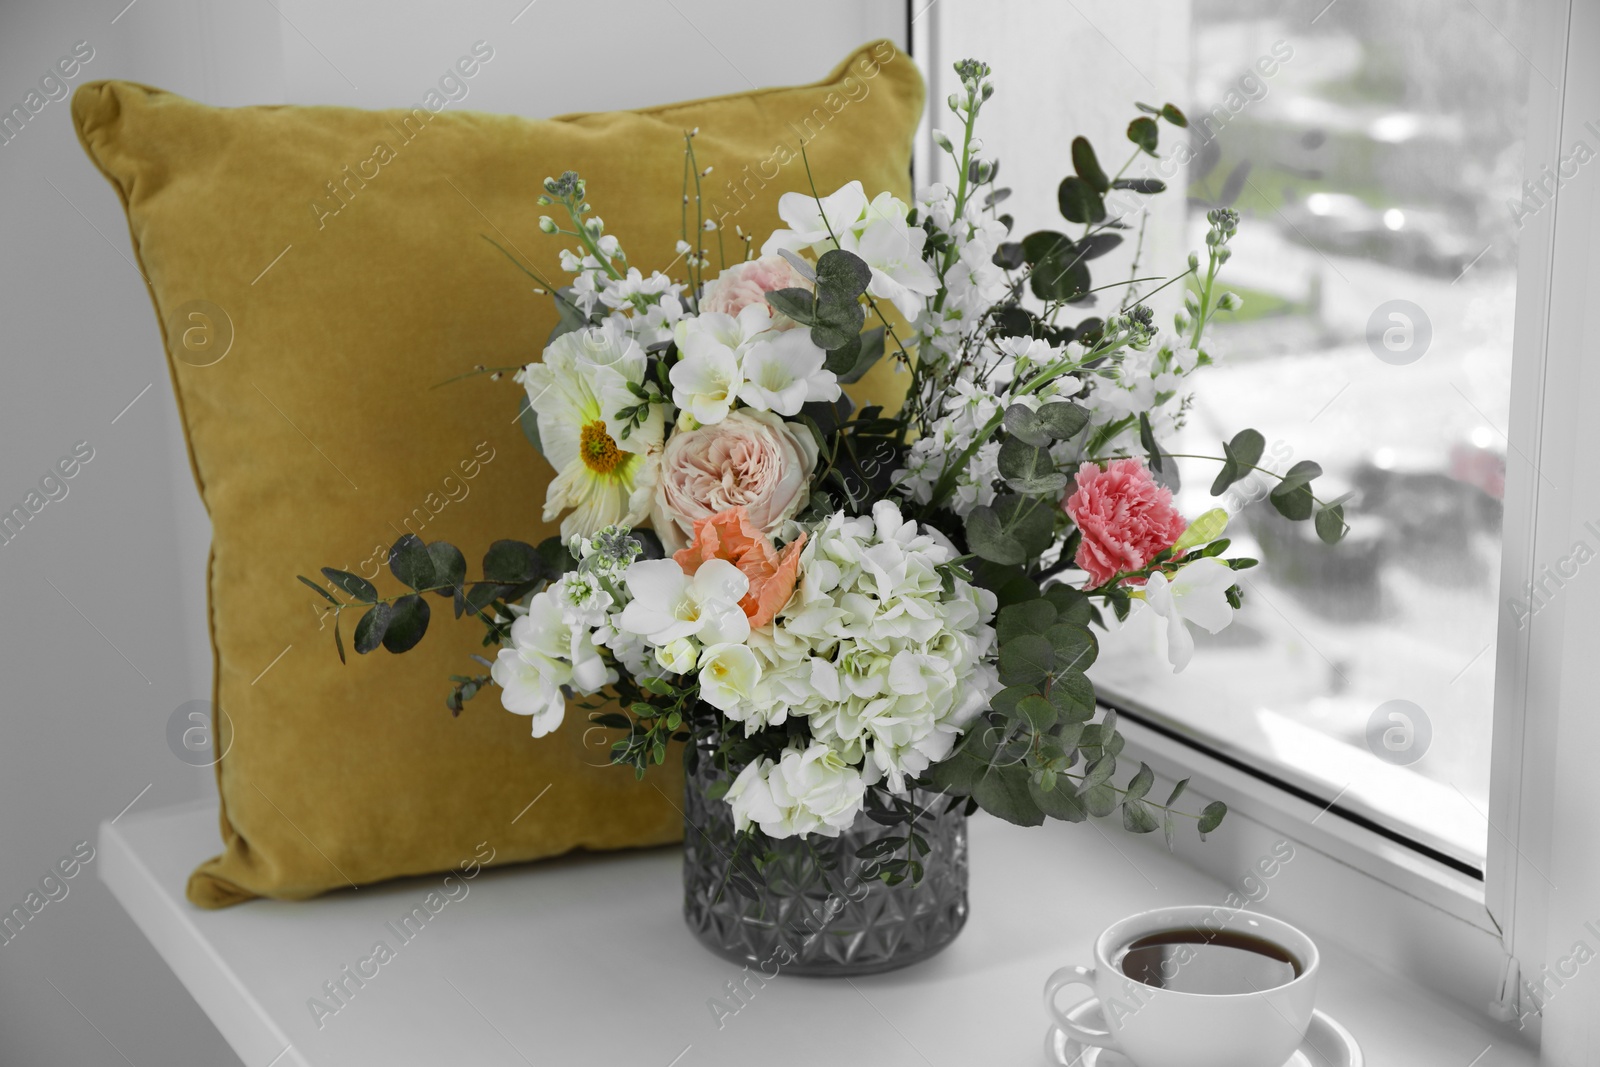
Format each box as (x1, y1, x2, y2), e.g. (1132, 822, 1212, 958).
(910, 0, 1580, 1033)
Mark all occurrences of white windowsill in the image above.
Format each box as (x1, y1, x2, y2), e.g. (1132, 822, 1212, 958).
(100, 800, 1536, 1066)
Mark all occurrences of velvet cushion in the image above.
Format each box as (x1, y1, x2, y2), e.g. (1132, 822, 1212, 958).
(72, 39, 921, 907)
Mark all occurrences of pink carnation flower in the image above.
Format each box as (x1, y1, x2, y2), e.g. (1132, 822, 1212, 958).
(699, 255, 812, 328)
(1063, 458, 1187, 588)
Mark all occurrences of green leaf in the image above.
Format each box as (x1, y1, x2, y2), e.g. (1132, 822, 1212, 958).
(1160, 102, 1188, 127)
(1125, 762, 1155, 802)
(998, 438, 1068, 494)
(333, 617, 345, 664)
(1138, 412, 1162, 472)
(1122, 799, 1160, 833)
(427, 542, 467, 596)
(321, 568, 377, 603)
(463, 581, 502, 617)
(764, 287, 815, 325)
(482, 540, 543, 584)
(814, 248, 871, 299)
(1074, 232, 1124, 261)
(810, 289, 865, 352)
(353, 602, 393, 654)
(1003, 403, 1052, 447)
(964, 506, 1025, 566)
(999, 634, 1055, 687)
(1031, 252, 1091, 303)
(517, 394, 543, 455)
(972, 764, 1046, 827)
(1071, 136, 1110, 193)
(1021, 230, 1072, 265)
(1166, 778, 1191, 806)
(1044, 583, 1095, 627)
(388, 533, 436, 591)
(1048, 671, 1097, 724)
(1209, 429, 1265, 496)
(1269, 460, 1322, 522)
(1315, 503, 1347, 544)
(298, 574, 340, 604)
(1198, 800, 1228, 836)
(996, 599, 1058, 644)
(993, 494, 1055, 558)
(1083, 754, 1116, 788)
(1111, 178, 1167, 194)
(1127, 116, 1159, 156)
(927, 747, 987, 795)
(1057, 176, 1106, 225)
(1228, 428, 1266, 469)
(1037, 402, 1090, 441)
(1046, 623, 1098, 674)
(1173, 508, 1230, 553)
(1029, 776, 1088, 822)
(826, 326, 885, 384)
(1083, 782, 1118, 817)
(382, 594, 431, 654)
(1017, 694, 1057, 732)
(970, 560, 1040, 608)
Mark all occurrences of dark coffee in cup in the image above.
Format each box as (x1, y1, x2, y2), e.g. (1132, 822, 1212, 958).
(1113, 927, 1301, 995)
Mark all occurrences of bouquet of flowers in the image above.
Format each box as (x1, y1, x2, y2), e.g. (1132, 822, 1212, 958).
(305, 60, 1345, 874)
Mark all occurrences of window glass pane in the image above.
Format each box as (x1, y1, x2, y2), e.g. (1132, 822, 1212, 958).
(924, 0, 1535, 868)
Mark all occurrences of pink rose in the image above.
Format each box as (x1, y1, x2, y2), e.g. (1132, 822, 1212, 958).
(1063, 458, 1187, 588)
(652, 409, 818, 551)
(699, 256, 812, 328)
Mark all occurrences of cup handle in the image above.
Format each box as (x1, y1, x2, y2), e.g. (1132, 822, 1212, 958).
(1044, 965, 1119, 1052)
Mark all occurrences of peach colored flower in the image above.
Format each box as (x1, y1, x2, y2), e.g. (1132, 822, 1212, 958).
(674, 507, 805, 628)
(699, 255, 812, 328)
(1063, 458, 1187, 588)
(651, 409, 817, 552)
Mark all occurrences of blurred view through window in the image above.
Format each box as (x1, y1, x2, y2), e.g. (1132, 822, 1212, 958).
(928, 0, 1534, 868)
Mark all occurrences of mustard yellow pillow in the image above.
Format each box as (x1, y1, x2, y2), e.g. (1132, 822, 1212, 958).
(72, 40, 922, 907)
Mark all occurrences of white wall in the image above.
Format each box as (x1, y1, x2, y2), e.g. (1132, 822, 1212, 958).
(0, 2, 904, 1062)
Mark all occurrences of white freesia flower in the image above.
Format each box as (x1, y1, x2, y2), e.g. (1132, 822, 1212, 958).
(518, 318, 659, 540)
(1142, 557, 1238, 672)
(725, 744, 867, 839)
(655, 637, 699, 675)
(737, 329, 840, 416)
(844, 214, 939, 321)
(617, 557, 750, 646)
(490, 585, 615, 737)
(761, 181, 869, 256)
(696, 643, 763, 712)
(668, 307, 771, 425)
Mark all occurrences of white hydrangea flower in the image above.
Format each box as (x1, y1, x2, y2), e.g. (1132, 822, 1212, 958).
(725, 743, 868, 839)
(729, 500, 999, 794)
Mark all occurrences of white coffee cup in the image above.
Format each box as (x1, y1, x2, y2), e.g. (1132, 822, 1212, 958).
(1044, 905, 1320, 1067)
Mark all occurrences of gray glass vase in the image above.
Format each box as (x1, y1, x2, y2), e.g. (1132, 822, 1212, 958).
(681, 743, 969, 977)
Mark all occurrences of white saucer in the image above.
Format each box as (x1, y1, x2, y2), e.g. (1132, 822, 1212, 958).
(1044, 997, 1363, 1067)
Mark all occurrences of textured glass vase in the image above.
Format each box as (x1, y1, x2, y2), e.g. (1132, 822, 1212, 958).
(681, 746, 969, 977)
